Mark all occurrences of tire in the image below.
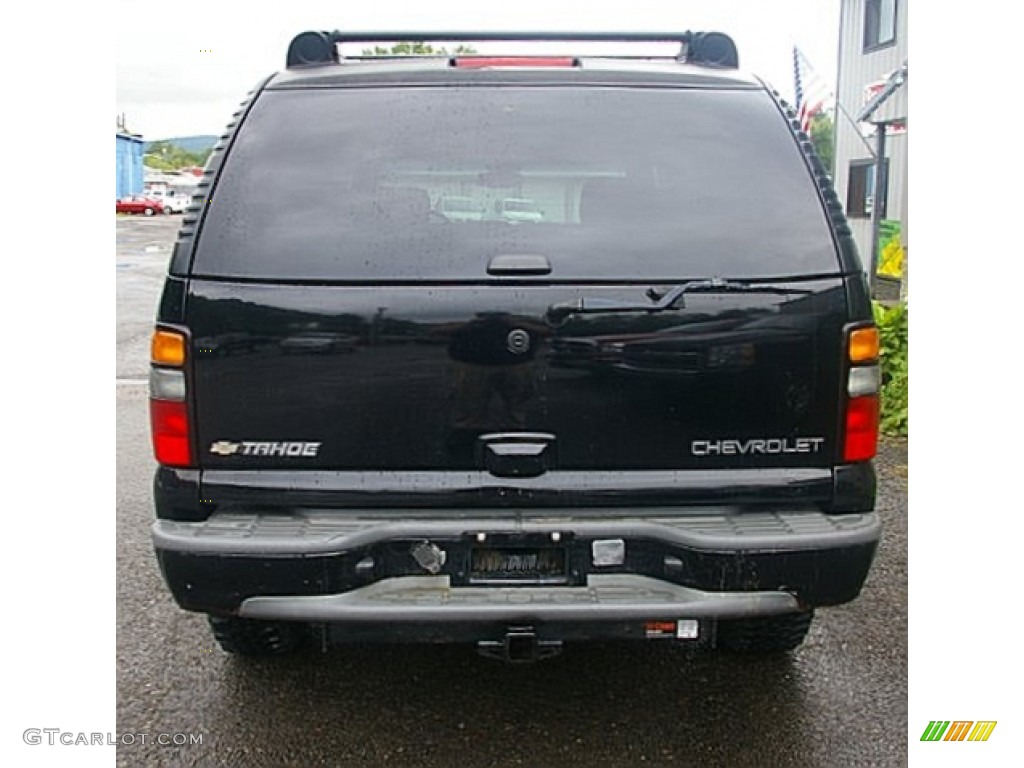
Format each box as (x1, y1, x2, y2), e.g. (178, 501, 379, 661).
(144, 207, 155, 216)
(208, 616, 307, 656)
(716, 610, 813, 653)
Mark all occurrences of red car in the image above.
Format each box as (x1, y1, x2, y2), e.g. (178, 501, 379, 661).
(116, 196, 167, 216)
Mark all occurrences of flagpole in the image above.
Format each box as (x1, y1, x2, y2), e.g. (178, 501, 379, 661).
(793, 46, 802, 112)
(795, 46, 875, 157)
(869, 124, 887, 282)
(837, 102, 877, 158)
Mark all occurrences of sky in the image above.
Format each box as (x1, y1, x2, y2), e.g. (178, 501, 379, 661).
(116, 0, 841, 139)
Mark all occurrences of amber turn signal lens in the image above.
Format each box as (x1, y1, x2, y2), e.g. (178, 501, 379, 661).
(848, 327, 879, 363)
(151, 329, 187, 366)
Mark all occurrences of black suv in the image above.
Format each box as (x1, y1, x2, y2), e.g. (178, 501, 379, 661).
(150, 31, 881, 661)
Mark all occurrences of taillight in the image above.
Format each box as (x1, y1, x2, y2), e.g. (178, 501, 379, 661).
(150, 399, 192, 466)
(844, 396, 880, 462)
(149, 328, 192, 467)
(843, 325, 880, 462)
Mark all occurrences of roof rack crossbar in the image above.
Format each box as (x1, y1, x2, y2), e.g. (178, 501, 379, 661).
(286, 30, 738, 69)
(329, 31, 695, 43)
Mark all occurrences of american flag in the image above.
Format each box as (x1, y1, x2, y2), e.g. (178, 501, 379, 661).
(793, 47, 833, 134)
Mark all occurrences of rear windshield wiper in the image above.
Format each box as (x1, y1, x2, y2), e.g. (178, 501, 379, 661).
(546, 278, 808, 323)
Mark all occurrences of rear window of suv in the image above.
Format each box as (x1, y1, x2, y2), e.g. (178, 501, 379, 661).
(193, 87, 838, 281)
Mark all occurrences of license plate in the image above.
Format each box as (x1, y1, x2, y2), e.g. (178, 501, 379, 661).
(470, 546, 567, 583)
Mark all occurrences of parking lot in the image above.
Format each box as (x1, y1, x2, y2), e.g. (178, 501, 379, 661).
(116, 214, 908, 767)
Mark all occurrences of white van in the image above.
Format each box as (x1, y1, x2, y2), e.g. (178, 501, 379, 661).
(146, 189, 192, 214)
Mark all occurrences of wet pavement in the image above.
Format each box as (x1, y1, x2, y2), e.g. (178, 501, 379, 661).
(116, 215, 908, 767)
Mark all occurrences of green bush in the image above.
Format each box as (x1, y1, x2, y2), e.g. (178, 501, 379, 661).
(872, 301, 908, 435)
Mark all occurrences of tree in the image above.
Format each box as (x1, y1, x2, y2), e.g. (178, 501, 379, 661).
(144, 141, 211, 171)
(808, 111, 835, 176)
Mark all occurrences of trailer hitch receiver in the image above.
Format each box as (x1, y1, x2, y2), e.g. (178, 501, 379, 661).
(477, 626, 563, 663)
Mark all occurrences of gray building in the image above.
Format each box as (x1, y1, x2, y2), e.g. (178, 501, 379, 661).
(833, 0, 908, 299)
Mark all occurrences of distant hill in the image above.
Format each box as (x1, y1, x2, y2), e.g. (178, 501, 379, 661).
(145, 135, 218, 153)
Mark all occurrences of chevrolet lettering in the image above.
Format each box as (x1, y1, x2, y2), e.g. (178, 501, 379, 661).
(692, 437, 826, 456)
(148, 30, 882, 662)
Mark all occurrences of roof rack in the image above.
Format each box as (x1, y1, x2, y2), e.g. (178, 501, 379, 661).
(285, 31, 739, 70)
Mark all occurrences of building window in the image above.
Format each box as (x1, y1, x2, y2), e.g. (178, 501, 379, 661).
(864, 0, 897, 51)
(847, 160, 888, 218)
